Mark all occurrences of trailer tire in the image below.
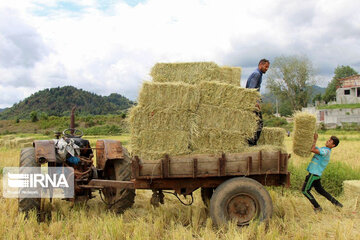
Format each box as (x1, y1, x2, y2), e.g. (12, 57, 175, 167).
(18, 148, 41, 219)
(210, 177, 273, 227)
(103, 147, 135, 214)
(201, 188, 214, 208)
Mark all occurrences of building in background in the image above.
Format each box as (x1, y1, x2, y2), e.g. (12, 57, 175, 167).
(302, 75, 360, 128)
(336, 75, 360, 104)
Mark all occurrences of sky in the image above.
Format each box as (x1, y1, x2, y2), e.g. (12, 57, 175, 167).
(0, 0, 360, 108)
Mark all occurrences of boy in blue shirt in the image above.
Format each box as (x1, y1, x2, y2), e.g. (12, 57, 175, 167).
(302, 133, 343, 212)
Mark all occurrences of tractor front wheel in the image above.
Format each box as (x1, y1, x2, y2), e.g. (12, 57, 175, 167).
(18, 148, 41, 219)
(102, 147, 135, 213)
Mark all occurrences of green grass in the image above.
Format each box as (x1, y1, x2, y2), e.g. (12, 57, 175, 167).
(317, 103, 360, 109)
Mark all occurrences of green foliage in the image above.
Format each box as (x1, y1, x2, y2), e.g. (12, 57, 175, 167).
(266, 55, 315, 111)
(30, 111, 38, 122)
(279, 100, 293, 116)
(82, 124, 123, 135)
(317, 103, 360, 109)
(312, 93, 322, 104)
(263, 114, 288, 127)
(323, 65, 358, 103)
(0, 86, 135, 120)
(289, 161, 360, 196)
(261, 102, 275, 115)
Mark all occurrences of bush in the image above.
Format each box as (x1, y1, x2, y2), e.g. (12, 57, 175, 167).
(263, 114, 288, 127)
(289, 161, 360, 196)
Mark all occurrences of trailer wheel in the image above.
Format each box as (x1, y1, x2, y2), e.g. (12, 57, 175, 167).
(201, 188, 213, 208)
(18, 148, 41, 219)
(210, 177, 273, 226)
(103, 147, 135, 213)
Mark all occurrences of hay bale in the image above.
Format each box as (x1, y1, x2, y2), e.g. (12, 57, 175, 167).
(344, 180, 360, 209)
(20, 142, 33, 148)
(196, 104, 258, 138)
(0, 139, 4, 147)
(292, 112, 317, 157)
(192, 129, 248, 153)
(198, 81, 260, 111)
(131, 130, 191, 157)
(220, 66, 242, 85)
(258, 127, 286, 146)
(151, 62, 242, 85)
(244, 144, 287, 153)
(2, 135, 15, 140)
(137, 82, 200, 112)
(128, 106, 197, 135)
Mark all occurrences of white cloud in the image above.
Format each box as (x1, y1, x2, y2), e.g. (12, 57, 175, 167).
(0, 0, 360, 108)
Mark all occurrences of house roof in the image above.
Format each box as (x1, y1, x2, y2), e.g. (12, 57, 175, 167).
(338, 75, 360, 88)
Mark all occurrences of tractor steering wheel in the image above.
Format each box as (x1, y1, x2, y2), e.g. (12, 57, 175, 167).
(63, 128, 84, 138)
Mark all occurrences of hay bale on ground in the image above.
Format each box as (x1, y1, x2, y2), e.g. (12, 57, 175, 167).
(292, 112, 317, 157)
(197, 81, 260, 111)
(196, 104, 258, 138)
(258, 127, 286, 146)
(344, 180, 360, 210)
(151, 62, 242, 85)
(137, 82, 200, 112)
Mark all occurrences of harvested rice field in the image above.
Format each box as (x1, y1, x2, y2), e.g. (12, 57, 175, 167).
(1, 133, 360, 240)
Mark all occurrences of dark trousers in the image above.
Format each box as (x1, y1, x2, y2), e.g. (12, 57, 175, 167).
(302, 173, 341, 208)
(248, 111, 263, 146)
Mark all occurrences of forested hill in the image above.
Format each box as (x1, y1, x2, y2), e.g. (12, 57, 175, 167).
(0, 86, 135, 119)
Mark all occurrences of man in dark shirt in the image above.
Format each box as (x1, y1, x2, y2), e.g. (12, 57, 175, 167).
(246, 59, 270, 145)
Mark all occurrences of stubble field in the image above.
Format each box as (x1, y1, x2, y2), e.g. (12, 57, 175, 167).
(0, 133, 359, 239)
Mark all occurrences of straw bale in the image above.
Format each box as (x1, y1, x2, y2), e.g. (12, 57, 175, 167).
(244, 144, 287, 153)
(258, 127, 286, 146)
(196, 104, 258, 138)
(20, 143, 33, 148)
(192, 129, 248, 153)
(0, 139, 3, 147)
(197, 81, 260, 111)
(2, 135, 15, 140)
(292, 112, 317, 157)
(15, 138, 34, 144)
(344, 180, 360, 209)
(151, 62, 242, 85)
(131, 130, 191, 157)
(137, 82, 200, 112)
(220, 66, 242, 85)
(128, 106, 197, 135)
(10, 139, 16, 148)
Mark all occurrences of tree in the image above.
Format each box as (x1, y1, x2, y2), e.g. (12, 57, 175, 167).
(312, 93, 322, 104)
(266, 55, 315, 111)
(30, 111, 38, 122)
(323, 65, 358, 103)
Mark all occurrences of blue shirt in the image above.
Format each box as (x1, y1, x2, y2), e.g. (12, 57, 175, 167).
(306, 147, 331, 176)
(246, 68, 263, 91)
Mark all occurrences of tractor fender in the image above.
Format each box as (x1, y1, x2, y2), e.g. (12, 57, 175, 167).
(96, 140, 124, 170)
(33, 140, 56, 164)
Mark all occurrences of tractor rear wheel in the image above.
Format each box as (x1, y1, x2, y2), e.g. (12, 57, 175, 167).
(210, 177, 273, 227)
(18, 148, 41, 218)
(102, 147, 135, 213)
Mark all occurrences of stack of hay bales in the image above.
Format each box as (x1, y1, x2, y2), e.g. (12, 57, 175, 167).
(129, 62, 264, 160)
(258, 127, 286, 147)
(292, 112, 317, 157)
(151, 62, 241, 86)
(192, 81, 259, 153)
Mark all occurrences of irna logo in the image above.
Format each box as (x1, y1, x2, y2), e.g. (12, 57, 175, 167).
(7, 173, 69, 188)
